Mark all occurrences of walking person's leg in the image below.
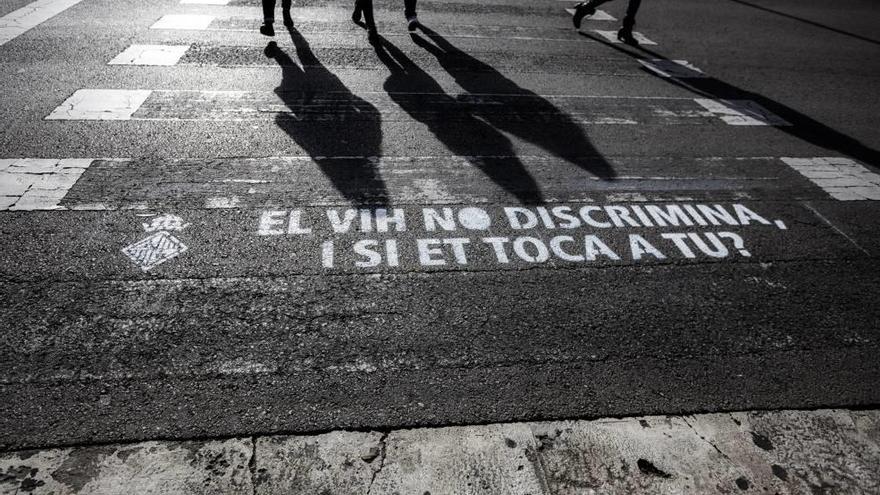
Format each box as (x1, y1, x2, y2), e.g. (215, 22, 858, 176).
(404, 0, 419, 31)
(572, 0, 613, 29)
(352, 0, 378, 42)
(617, 0, 642, 44)
(260, 0, 276, 36)
(282, 0, 293, 27)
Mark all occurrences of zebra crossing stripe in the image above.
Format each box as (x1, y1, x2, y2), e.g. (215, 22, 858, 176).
(782, 158, 880, 200)
(108, 45, 190, 66)
(151, 14, 214, 30)
(46, 90, 152, 120)
(0, 0, 84, 46)
(0, 159, 92, 210)
(43, 89, 790, 127)
(592, 30, 656, 45)
(694, 99, 791, 126)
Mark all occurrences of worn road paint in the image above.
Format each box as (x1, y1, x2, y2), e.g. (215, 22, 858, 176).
(564, 8, 617, 21)
(0, 158, 92, 210)
(108, 45, 191, 66)
(782, 157, 880, 200)
(122, 231, 188, 272)
(45, 90, 153, 120)
(695, 99, 791, 126)
(0, 0, 84, 46)
(151, 14, 215, 30)
(181, 0, 230, 4)
(638, 59, 706, 79)
(592, 30, 657, 46)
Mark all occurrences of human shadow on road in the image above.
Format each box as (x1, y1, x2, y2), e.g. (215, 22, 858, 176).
(411, 25, 616, 181)
(373, 35, 545, 203)
(265, 28, 387, 205)
(581, 32, 880, 169)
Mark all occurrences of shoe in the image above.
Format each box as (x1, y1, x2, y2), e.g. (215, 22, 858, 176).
(260, 23, 275, 36)
(282, 11, 293, 27)
(617, 27, 638, 45)
(406, 15, 419, 31)
(572, 2, 596, 29)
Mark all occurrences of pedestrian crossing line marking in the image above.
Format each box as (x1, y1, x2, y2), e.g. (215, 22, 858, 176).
(151, 14, 214, 30)
(108, 45, 191, 66)
(694, 99, 790, 126)
(46, 89, 152, 120)
(181, 0, 230, 4)
(0, 158, 92, 211)
(564, 8, 617, 21)
(638, 59, 707, 79)
(0, 0, 84, 46)
(592, 29, 656, 45)
(43, 90, 792, 128)
(782, 157, 880, 200)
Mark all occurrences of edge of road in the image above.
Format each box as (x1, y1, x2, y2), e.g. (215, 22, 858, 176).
(2, 408, 878, 494)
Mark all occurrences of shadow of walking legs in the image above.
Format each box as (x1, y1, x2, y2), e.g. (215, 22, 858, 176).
(581, 32, 880, 169)
(265, 29, 387, 205)
(413, 26, 616, 181)
(373, 35, 545, 203)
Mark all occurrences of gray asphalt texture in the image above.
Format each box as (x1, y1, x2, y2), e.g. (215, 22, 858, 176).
(1, 0, 879, 450)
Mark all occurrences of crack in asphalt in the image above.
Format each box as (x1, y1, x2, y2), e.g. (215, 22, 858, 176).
(365, 431, 389, 495)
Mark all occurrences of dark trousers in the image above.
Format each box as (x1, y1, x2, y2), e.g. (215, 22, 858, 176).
(354, 0, 376, 29)
(587, 0, 641, 29)
(405, 0, 417, 18)
(262, 0, 291, 22)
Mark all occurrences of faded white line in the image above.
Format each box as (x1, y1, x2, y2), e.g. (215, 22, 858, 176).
(782, 157, 880, 200)
(638, 59, 706, 79)
(109, 45, 190, 66)
(181, 0, 230, 4)
(802, 201, 870, 255)
(0, 158, 92, 211)
(46, 89, 152, 120)
(0, 0, 84, 46)
(151, 14, 214, 30)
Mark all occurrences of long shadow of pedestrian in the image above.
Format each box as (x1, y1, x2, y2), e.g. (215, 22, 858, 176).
(581, 32, 880, 169)
(412, 25, 616, 181)
(265, 28, 387, 205)
(372, 35, 545, 203)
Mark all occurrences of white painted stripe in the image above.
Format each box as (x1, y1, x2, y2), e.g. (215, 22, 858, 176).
(0, 158, 92, 211)
(46, 89, 152, 120)
(108, 45, 190, 66)
(782, 157, 880, 200)
(638, 59, 706, 79)
(0, 0, 84, 46)
(564, 8, 617, 21)
(151, 14, 214, 30)
(592, 29, 657, 45)
(181, 0, 230, 4)
(694, 99, 790, 126)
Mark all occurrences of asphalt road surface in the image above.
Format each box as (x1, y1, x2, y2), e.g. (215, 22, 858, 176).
(1, 0, 879, 451)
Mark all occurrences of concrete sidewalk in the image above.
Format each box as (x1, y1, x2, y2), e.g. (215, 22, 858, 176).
(2, 408, 878, 494)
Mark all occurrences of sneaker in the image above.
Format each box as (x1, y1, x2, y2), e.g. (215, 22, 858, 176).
(282, 11, 293, 28)
(572, 2, 596, 29)
(260, 23, 275, 37)
(617, 27, 638, 45)
(406, 15, 419, 31)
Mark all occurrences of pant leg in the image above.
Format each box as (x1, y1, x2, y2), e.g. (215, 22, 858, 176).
(362, 0, 376, 29)
(404, 0, 417, 18)
(622, 0, 641, 29)
(262, 0, 276, 22)
(282, 0, 291, 12)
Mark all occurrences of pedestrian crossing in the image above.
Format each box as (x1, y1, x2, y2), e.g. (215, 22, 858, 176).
(2, 0, 879, 217)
